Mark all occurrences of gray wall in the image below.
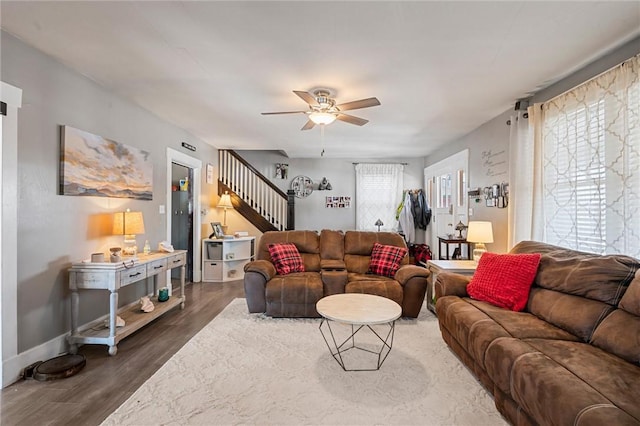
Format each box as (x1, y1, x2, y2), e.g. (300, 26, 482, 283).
(237, 150, 425, 241)
(1, 32, 218, 353)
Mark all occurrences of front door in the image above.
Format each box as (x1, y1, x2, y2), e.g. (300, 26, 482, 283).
(424, 150, 469, 259)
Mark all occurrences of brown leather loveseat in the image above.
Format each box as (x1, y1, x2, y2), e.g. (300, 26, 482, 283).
(435, 241, 640, 425)
(244, 230, 430, 318)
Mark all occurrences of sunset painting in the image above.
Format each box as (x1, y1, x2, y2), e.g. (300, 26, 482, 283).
(60, 126, 153, 200)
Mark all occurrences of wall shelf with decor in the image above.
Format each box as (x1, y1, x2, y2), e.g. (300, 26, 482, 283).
(202, 237, 255, 282)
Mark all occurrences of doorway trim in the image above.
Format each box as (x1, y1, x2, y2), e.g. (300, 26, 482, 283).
(166, 148, 202, 283)
(424, 149, 469, 258)
(1, 81, 22, 387)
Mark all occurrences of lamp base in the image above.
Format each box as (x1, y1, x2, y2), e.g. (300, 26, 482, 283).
(472, 243, 487, 263)
(123, 236, 138, 256)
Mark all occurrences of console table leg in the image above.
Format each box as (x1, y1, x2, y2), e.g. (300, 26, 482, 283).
(180, 264, 186, 309)
(108, 290, 118, 356)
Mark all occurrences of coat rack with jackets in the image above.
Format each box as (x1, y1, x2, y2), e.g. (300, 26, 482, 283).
(396, 189, 431, 244)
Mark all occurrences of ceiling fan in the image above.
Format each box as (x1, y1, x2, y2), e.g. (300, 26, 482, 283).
(262, 89, 381, 130)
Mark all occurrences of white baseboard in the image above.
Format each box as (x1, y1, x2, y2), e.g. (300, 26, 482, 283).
(2, 312, 112, 388)
(3, 332, 68, 388)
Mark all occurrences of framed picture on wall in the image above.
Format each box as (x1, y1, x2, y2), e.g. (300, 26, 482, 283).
(206, 163, 214, 184)
(60, 125, 153, 200)
(275, 163, 289, 179)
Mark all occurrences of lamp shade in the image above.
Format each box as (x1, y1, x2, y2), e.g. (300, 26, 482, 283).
(217, 192, 233, 209)
(309, 111, 337, 125)
(466, 221, 494, 243)
(113, 210, 145, 236)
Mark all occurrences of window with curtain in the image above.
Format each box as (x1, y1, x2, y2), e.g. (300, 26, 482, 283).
(541, 54, 639, 257)
(355, 163, 403, 231)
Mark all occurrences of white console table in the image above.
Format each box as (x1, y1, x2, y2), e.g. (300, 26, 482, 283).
(67, 250, 187, 356)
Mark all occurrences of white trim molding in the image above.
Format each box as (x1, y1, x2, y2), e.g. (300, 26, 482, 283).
(166, 148, 202, 283)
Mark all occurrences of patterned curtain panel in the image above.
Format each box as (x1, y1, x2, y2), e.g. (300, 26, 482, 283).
(355, 163, 404, 231)
(541, 54, 640, 257)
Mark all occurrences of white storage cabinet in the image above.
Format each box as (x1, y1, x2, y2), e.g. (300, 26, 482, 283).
(202, 237, 255, 282)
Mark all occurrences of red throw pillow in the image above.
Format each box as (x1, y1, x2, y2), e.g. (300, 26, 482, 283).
(368, 242, 408, 278)
(268, 243, 305, 275)
(467, 252, 541, 311)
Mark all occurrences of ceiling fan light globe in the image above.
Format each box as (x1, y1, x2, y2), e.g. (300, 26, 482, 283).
(309, 111, 337, 125)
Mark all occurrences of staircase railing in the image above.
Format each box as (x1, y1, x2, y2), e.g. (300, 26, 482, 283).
(218, 150, 294, 232)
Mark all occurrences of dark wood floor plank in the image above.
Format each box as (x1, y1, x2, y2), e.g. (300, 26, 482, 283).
(0, 281, 245, 426)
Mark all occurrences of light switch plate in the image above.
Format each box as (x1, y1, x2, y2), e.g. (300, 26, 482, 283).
(159, 204, 165, 214)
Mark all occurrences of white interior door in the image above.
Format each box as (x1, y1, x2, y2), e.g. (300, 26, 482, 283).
(424, 150, 469, 259)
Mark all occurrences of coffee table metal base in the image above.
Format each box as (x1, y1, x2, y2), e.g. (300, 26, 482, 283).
(319, 319, 396, 371)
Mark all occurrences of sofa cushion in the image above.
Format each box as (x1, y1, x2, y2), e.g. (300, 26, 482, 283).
(467, 252, 541, 311)
(319, 229, 344, 260)
(590, 309, 640, 365)
(513, 339, 640, 424)
(265, 272, 323, 317)
(345, 279, 403, 306)
(527, 287, 615, 342)
(619, 269, 640, 316)
(437, 296, 577, 369)
(511, 241, 640, 305)
(268, 243, 305, 275)
(344, 231, 408, 274)
(258, 231, 321, 272)
(485, 338, 640, 425)
(368, 242, 407, 277)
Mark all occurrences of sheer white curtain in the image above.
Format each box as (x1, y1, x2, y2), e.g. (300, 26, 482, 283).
(355, 163, 403, 231)
(541, 54, 640, 256)
(507, 107, 544, 249)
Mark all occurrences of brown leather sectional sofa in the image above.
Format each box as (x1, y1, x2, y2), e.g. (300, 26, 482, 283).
(435, 241, 640, 425)
(244, 230, 430, 318)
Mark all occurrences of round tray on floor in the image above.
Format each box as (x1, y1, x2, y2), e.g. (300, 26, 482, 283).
(32, 354, 86, 381)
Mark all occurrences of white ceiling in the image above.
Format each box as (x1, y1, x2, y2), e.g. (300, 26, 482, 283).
(2, 1, 639, 158)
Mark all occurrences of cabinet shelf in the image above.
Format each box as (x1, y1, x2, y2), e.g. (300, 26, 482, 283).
(202, 237, 255, 282)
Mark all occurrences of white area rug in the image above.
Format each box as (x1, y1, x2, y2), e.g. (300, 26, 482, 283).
(102, 299, 506, 425)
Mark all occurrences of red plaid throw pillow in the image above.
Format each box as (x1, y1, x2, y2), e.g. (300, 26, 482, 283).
(368, 242, 408, 278)
(467, 252, 541, 311)
(268, 243, 305, 275)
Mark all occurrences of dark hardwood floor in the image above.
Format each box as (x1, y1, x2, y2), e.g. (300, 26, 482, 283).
(0, 280, 245, 426)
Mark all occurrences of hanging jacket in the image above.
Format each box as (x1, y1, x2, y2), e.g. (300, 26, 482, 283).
(399, 191, 415, 243)
(395, 190, 407, 220)
(417, 189, 431, 229)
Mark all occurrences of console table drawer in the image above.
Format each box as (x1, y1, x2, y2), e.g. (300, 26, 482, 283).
(168, 252, 186, 268)
(120, 265, 147, 286)
(146, 258, 168, 276)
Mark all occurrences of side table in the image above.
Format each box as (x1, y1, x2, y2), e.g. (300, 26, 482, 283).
(421, 259, 477, 314)
(438, 237, 472, 260)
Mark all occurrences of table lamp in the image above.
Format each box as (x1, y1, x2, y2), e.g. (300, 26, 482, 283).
(217, 191, 234, 234)
(466, 221, 493, 262)
(113, 209, 145, 256)
(375, 219, 384, 232)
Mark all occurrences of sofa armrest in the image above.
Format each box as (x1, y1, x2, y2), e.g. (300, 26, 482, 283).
(244, 260, 276, 281)
(394, 264, 430, 285)
(321, 259, 346, 271)
(434, 272, 471, 298)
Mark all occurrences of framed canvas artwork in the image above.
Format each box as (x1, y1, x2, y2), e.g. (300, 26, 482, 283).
(60, 125, 153, 200)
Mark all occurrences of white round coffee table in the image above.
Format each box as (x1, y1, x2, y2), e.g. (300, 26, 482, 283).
(316, 293, 402, 371)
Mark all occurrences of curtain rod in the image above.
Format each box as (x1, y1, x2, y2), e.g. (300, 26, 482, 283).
(352, 162, 408, 165)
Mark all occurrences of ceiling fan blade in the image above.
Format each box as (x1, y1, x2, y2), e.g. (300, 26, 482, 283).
(261, 111, 307, 115)
(336, 113, 369, 126)
(336, 97, 381, 111)
(293, 90, 320, 107)
(301, 119, 316, 130)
